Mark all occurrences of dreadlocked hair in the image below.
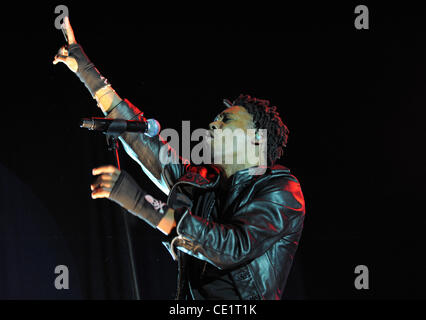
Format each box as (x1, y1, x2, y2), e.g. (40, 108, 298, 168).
(231, 94, 289, 166)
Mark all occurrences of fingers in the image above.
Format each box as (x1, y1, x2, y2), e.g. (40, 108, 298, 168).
(90, 174, 114, 191)
(57, 46, 69, 56)
(53, 46, 68, 64)
(53, 16, 77, 70)
(52, 54, 67, 65)
(52, 54, 79, 72)
(62, 16, 76, 44)
(92, 165, 120, 176)
(52, 52, 79, 73)
(52, 46, 73, 67)
(53, 47, 68, 63)
(91, 165, 120, 199)
(90, 175, 113, 199)
(91, 188, 111, 199)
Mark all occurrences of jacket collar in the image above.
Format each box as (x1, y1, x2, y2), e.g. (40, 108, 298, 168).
(227, 164, 291, 187)
(227, 166, 260, 187)
(178, 164, 290, 190)
(178, 164, 221, 189)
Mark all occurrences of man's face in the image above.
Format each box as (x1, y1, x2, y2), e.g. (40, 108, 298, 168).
(206, 106, 258, 166)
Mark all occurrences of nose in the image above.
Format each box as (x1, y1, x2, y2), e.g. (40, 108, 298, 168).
(209, 121, 220, 131)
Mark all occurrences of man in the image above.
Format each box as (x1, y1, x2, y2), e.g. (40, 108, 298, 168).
(53, 17, 305, 300)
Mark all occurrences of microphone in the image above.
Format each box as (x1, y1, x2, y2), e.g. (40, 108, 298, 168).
(80, 117, 161, 137)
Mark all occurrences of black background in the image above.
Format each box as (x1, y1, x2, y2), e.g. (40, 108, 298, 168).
(0, 3, 425, 300)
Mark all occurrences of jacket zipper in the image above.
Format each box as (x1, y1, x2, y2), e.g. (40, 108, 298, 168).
(168, 175, 218, 292)
(201, 199, 215, 277)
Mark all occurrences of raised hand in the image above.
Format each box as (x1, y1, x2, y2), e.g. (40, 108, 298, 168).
(52, 15, 109, 97)
(52, 16, 78, 72)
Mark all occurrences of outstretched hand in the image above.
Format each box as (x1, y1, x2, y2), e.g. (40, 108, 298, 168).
(91, 165, 121, 199)
(52, 16, 78, 72)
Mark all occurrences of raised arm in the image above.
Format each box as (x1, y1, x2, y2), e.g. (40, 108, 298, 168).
(53, 16, 180, 194)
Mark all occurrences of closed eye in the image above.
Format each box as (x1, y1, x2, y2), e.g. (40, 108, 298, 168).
(214, 113, 233, 123)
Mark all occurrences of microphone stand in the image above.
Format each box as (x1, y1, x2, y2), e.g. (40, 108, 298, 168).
(105, 133, 141, 300)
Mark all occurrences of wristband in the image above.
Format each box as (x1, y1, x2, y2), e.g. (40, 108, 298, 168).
(109, 170, 167, 228)
(68, 43, 109, 97)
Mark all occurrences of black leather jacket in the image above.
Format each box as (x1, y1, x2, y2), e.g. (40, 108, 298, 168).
(107, 99, 306, 300)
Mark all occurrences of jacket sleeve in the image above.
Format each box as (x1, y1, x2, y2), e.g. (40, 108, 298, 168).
(106, 99, 186, 194)
(170, 177, 305, 269)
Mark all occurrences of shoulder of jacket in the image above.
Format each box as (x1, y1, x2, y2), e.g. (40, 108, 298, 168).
(252, 167, 301, 194)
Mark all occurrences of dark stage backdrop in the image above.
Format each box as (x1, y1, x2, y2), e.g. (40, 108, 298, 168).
(0, 4, 425, 299)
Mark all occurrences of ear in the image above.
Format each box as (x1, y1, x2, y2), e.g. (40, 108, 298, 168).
(250, 129, 264, 146)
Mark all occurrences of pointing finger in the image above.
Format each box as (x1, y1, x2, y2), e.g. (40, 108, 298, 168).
(63, 16, 76, 44)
